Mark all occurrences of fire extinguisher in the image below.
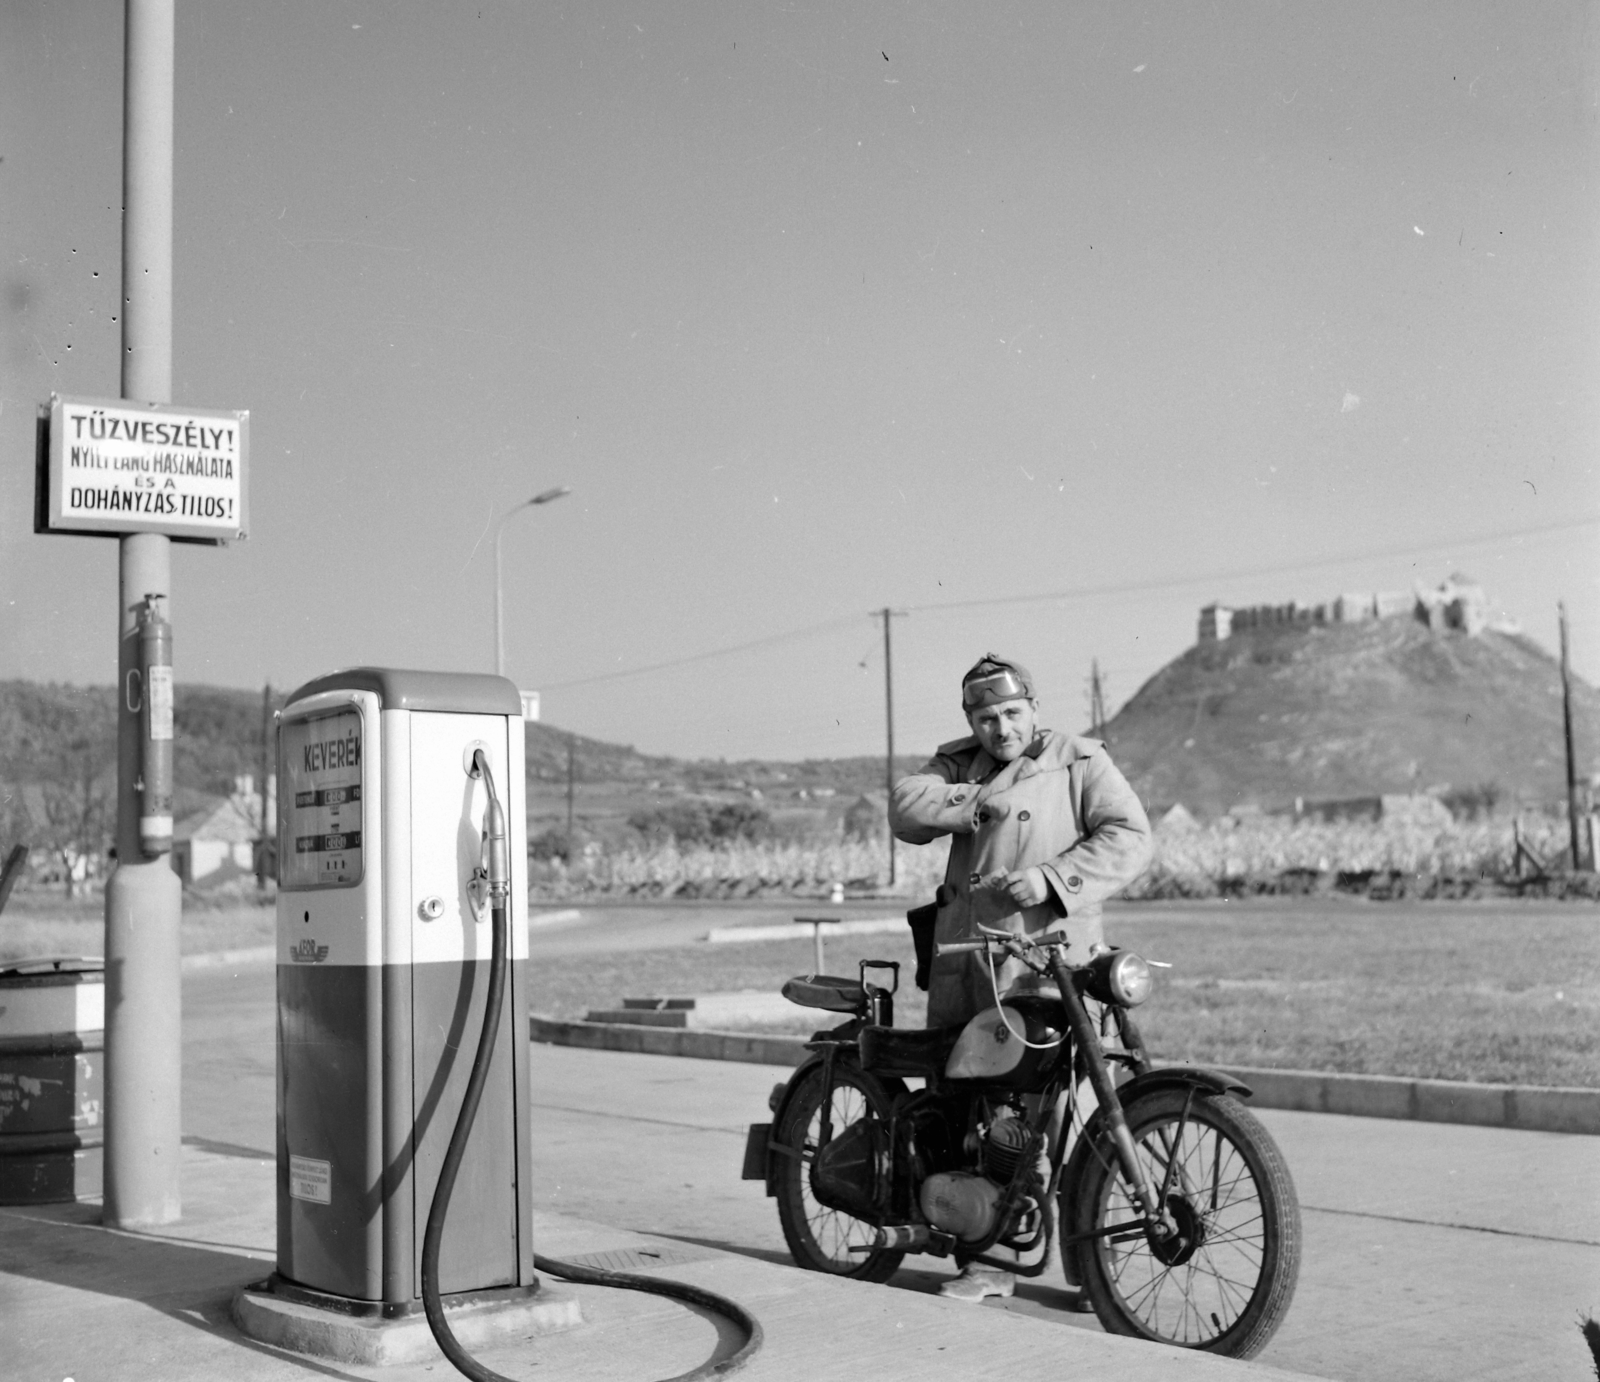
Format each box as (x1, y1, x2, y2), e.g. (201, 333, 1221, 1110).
(135, 594, 174, 858)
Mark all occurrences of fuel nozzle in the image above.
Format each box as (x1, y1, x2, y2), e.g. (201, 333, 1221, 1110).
(472, 749, 510, 901)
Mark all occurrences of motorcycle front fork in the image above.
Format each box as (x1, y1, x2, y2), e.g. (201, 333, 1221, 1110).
(1047, 955, 1177, 1242)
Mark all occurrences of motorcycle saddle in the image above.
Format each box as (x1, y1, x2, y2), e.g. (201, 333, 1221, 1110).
(859, 1024, 962, 1078)
(782, 973, 867, 1013)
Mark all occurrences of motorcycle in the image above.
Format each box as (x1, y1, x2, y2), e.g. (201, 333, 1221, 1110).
(742, 920, 1300, 1359)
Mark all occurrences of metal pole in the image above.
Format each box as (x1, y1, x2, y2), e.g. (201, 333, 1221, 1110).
(1560, 602, 1583, 869)
(492, 487, 571, 679)
(494, 519, 506, 677)
(256, 683, 271, 890)
(104, 0, 181, 1229)
(882, 608, 896, 886)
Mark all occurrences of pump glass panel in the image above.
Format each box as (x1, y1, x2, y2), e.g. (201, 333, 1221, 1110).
(280, 708, 365, 888)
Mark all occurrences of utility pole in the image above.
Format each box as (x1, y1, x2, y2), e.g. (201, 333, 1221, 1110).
(256, 682, 272, 890)
(876, 609, 906, 885)
(104, 0, 181, 1228)
(566, 735, 576, 843)
(1559, 602, 1584, 869)
(1088, 659, 1108, 738)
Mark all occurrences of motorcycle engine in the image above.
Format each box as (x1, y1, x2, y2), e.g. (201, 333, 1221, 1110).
(920, 1171, 1002, 1243)
(920, 1115, 1032, 1243)
(983, 1114, 1030, 1181)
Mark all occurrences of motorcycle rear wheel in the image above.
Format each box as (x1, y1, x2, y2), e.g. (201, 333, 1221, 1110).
(773, 1062, 904, 1283)
(1070, 1089, 1300, 1359)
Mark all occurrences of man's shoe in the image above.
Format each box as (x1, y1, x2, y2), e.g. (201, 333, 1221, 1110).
(938, 1266, 1016, 1303)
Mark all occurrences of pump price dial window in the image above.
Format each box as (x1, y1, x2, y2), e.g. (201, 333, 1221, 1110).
(280, 708, 364, 889)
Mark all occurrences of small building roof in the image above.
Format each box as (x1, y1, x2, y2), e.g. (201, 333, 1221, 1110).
(174, 795, 261, 845)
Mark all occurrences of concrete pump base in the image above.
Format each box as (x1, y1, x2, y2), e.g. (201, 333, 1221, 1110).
(232, 1278, 582, 1366)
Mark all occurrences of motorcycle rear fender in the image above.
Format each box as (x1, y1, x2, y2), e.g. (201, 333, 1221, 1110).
(757, 1051, 905, 1196)
(1058, 1065, 1252, 1206)
(751, 1054, 826, 1196)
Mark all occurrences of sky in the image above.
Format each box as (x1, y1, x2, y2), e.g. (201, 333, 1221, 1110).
(3, 2, 1598, 762)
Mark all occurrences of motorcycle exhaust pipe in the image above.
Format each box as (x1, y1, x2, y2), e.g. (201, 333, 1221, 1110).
(849, 1224, 955, 1254)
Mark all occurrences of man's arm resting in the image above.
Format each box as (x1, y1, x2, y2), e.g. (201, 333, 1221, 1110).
(889, 757, 982, 845)
(1038, 752, 1153, 912)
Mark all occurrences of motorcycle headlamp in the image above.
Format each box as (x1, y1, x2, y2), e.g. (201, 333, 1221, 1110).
(1084, 949, 1153, 1007)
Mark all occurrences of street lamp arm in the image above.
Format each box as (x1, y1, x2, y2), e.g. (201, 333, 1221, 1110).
(493, 484, 572, 678)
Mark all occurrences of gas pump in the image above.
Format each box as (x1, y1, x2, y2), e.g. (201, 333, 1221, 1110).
(235, 668, 761, 1379)
(267, 668, 536, 1309)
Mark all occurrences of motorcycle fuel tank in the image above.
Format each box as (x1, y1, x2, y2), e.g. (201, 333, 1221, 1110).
(944, 1003, 1062, 1088)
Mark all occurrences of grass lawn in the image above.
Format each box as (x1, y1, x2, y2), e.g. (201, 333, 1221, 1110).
(1112, 901, 1600, 1089)
(8, 891, 1594, 1088)
(0, 891, 275, 962)
(528, 899, 1600, 1089)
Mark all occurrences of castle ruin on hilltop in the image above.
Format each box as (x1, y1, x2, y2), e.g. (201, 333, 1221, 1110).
(1198, 574, 1499, 644)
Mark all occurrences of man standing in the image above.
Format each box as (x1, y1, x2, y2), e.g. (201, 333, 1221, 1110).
(889, 653, 1153, 1301)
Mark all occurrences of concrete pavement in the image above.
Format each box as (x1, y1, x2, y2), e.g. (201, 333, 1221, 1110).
(3, 1152, 1322, 1382)
(5, 958, 1597, 1381)
(3, 958, 1324, 1382)
(527, 1042, 1600, 1382)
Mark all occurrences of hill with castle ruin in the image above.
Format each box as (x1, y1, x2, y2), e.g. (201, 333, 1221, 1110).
(1104, 578, 1599, 816)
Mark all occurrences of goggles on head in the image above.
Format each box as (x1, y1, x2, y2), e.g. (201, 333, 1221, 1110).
(962, 667, 1031, 709)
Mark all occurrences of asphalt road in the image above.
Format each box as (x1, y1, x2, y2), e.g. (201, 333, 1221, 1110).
(184, 941, 1600, 1382)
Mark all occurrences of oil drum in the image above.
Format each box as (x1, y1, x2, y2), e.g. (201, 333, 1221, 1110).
(0, 957, 104, 1204)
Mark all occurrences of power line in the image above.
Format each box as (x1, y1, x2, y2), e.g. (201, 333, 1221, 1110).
(538, 512, 1600, 695)
(540, 614, 861, 691)
(904, 513, 1600, 616)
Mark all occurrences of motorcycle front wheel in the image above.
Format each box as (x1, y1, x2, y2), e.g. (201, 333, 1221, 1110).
(773, 1062, 904, 1283)
(1070, 1088, 1300, 1359)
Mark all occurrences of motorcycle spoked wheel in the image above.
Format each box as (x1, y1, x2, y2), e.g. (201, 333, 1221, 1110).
(1069, 1089, 1301, 1359)
(773, 1063, 904, 1283)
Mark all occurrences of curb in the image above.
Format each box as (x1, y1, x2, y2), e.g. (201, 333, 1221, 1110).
(1219, 1064, 1600, 1136)
(528, 1014, 1600, 1136)
(531, 1014, 810, 1067)
(704, 917, 907, 943)
(181, 945, 275, 972)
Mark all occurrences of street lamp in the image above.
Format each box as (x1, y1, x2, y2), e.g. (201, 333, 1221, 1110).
(493, 485, 571, 678)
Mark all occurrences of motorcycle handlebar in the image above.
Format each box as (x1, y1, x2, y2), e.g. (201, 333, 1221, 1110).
(935, 929, 1076, 960)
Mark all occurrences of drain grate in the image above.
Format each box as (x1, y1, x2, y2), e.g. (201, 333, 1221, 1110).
(553, 1245, 715, 1273)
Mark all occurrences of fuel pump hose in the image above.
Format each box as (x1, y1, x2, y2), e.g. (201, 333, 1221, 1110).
(421, 753, 763, 1382)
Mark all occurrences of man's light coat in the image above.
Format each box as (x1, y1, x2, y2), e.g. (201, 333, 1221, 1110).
(890, 729, 1153, 1028)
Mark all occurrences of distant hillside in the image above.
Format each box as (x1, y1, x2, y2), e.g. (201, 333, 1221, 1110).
(522, 720, 898, 798)
(0, 679, 903, 816)
(13, 616, 1586, 836)
(0, 681, 278, 820)
(1104, 619, 1600, 814)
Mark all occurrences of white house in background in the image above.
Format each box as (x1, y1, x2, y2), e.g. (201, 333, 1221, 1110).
(171, 774, 275, 885)
(1158, 802, 1199, 832)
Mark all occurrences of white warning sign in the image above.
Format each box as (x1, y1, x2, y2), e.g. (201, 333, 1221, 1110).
(39, 393, 249, 543)
(289, 1154, 332, 1205)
